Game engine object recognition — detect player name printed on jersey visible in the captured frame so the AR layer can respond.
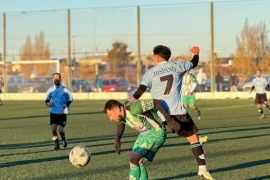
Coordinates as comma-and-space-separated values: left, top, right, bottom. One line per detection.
153, 67, 177, 77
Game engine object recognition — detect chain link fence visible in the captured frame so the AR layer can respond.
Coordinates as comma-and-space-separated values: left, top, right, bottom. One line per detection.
0, 1, 269, 92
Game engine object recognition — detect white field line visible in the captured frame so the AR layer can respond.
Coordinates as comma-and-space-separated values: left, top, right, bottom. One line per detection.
202, 104, 253, 111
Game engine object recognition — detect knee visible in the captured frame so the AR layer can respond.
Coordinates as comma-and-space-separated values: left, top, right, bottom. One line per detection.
129, 156, 139, 166
129, 153, 143, 166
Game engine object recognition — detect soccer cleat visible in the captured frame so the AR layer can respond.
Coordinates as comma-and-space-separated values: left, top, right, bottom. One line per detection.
260, 114, 266, 119
197, 110, 201, 120
53, 145, 60, 150
199, 136, 208, 145
63, 140, 67, 148
53, 139, 60, 150
198, 171, 214, 180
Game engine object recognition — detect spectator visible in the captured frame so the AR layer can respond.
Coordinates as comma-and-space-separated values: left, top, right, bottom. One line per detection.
94, 75, 103, 92
215, 71, 224, 92
196, 68, 207, 92
229, 72, 239, 92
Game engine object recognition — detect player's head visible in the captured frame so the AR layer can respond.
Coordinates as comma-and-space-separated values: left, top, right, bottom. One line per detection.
103, 100, 124, 122
53, 73, 62, 86
153, 45, 171, 62
256, 69, 262, 77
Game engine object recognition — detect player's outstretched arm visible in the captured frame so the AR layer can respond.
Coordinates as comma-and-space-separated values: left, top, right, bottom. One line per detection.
190, 46, 200, 68
114, 124, 125, 154
127, 84, 147, 102
250, 85, 255, 94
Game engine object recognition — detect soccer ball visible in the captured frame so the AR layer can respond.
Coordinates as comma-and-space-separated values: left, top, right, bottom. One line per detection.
69, 145, 91, 168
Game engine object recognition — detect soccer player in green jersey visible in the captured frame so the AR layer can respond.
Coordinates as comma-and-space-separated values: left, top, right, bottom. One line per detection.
182, 70, 201, 120
103, 99, 180, 180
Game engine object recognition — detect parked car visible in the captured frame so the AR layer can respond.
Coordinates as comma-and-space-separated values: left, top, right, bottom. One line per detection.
102, 78, 131, 92
205, 76, 230, 92
0, 75, 28, 93
72, 78, 93, 92
19, 76, 52, 93
242, 74, 269, 91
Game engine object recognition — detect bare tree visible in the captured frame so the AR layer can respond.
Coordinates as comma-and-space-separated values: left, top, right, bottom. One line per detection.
20, 31, 51, 78
233, 19, 270, 77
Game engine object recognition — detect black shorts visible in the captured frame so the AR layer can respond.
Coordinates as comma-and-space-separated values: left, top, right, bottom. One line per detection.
255, 93, 268, 105
50, 113, 67, 127
171, 113, 198, 137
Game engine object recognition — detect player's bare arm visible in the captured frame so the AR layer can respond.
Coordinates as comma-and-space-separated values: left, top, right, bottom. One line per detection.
114, 123, 125, 154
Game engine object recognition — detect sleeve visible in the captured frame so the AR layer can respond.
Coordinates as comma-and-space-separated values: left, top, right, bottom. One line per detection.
190, 55, 199, 68
45, 91, 51, 105
132, 84, 147, 100
115, 122, 125, 141
64, 87, 73, 106
130, 99, 155, 114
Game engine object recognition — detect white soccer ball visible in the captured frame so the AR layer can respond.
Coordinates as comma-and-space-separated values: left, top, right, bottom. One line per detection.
69, 145, 91, 168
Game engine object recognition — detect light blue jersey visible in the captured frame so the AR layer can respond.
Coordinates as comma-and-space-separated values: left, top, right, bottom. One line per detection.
252, 77, 268, 94
141, 61, 193, 115
45, 85, 73, 114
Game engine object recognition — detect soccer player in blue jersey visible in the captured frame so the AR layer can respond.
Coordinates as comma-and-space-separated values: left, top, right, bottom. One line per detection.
45, 73, 73, 150
103, 99, 179, 180
128, 45, 213, 180
249, 69, 270, 119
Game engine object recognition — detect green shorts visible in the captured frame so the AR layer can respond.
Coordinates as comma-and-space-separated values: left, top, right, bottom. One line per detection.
133, 129, 166, 162
182, 94, 196, 107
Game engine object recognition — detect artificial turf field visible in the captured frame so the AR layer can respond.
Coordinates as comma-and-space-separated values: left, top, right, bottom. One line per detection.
0, 99, 269, 180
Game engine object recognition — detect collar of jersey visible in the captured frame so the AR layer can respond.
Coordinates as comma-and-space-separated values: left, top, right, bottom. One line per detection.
157, 61, 167, 65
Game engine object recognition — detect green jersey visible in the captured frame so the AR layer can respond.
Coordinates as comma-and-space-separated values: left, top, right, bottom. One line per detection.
119, 100, 165, 134
182, 73, 197, 96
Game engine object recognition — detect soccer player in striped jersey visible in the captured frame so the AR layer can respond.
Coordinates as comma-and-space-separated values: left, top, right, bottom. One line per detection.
45, 73, 73, 150
182, 70, 201, 120
128, 45, 213, 180
103, 99, 179, 180
249, 69, 270, 119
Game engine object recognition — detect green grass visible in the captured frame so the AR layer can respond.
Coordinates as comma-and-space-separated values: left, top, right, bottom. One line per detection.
0, 99, 270, 180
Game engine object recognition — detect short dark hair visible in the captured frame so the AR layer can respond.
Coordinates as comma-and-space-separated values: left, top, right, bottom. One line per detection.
103, 100, 122, 114
53, 73, 61, 79
153, 45, 171, 61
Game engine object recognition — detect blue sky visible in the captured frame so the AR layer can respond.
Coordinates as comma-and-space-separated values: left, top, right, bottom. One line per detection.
0, 0, 227, 12
0, 0, 269, 61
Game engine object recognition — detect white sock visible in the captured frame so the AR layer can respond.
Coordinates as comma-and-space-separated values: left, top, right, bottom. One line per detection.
199, 165, 207, 172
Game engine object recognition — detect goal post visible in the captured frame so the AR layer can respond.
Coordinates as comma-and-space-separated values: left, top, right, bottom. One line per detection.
0, 60, 60, 93
10, 60, 60, 73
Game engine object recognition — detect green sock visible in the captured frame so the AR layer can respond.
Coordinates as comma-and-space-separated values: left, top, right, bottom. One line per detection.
139, 164, 148, 180
130, 165, 140, 180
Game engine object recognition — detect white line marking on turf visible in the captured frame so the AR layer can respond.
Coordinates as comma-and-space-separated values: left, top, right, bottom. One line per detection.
202, 104, 253, 111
